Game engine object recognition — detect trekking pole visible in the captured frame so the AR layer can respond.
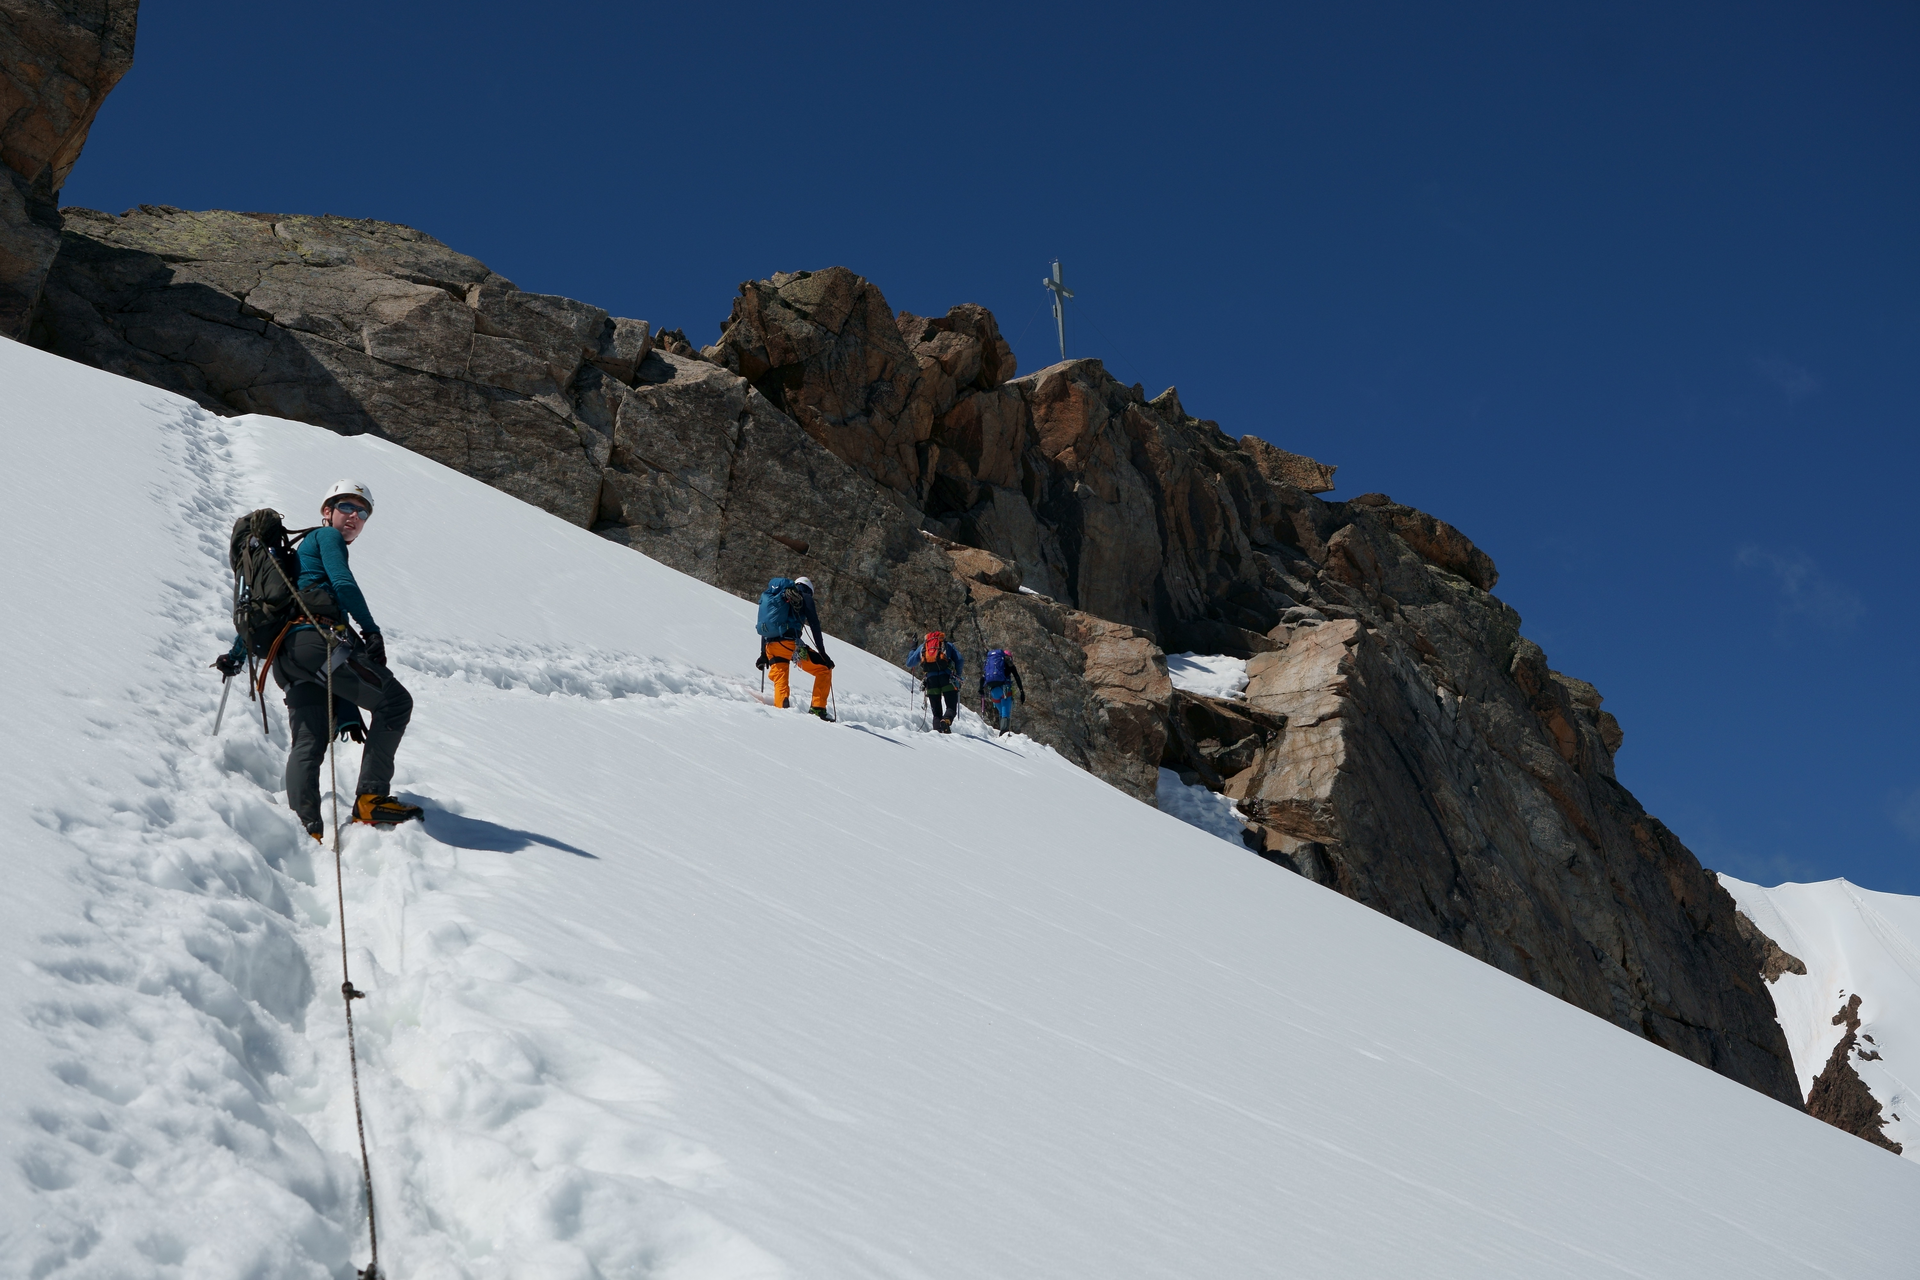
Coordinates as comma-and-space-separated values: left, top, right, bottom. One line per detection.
213, 674, 232, 736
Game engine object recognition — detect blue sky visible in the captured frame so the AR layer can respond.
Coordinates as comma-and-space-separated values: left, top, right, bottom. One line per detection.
63, 1, 1919, 890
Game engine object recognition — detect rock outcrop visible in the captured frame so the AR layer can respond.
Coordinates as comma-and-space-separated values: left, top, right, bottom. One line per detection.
1733, 908, 1808, 984
1807, 995, 1903, 1153
0, 0, 135, 337
708, 270, 1342, 657
1218, 532, 1800, 1105
35, 206, 641, 521
33, 227, 1799, 1105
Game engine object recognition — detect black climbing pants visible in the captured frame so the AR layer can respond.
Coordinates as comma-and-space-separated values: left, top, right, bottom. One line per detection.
926, 687, 958, 723
272, 628, 413, 829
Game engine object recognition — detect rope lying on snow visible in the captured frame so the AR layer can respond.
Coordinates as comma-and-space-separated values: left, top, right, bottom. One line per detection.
262, 538, 384, 1280
328, 646, 383, 1280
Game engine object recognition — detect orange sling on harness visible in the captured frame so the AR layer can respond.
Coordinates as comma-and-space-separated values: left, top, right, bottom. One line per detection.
255, 621, 295, 696
254, 616, 344, 696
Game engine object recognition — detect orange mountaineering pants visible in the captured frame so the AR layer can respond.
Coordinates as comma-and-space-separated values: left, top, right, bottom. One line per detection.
764, 638, 832, 708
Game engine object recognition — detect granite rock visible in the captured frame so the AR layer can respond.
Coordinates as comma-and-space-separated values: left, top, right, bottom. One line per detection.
0, 0, 136, 336
1806, 995, 1903, 1153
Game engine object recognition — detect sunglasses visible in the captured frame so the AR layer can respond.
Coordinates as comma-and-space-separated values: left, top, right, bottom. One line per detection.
330, 501, 371, 519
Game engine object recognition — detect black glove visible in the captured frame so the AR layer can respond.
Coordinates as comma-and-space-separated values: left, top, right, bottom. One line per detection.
755, 650, 770, 671
337, 721, 366, 745
1019, 693, 1026, 703
362, 631, 387, 668
816, 653, 835, 669
212, 653, 244, 678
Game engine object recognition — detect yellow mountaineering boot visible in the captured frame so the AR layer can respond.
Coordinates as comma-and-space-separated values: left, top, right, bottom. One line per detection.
354, 793, 424, 826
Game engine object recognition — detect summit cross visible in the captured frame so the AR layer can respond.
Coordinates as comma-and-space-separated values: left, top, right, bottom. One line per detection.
1043, 259, 1073, 362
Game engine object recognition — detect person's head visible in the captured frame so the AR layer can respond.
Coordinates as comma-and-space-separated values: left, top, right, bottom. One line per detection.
794, 575, 813, 593
320, 479, 375, 543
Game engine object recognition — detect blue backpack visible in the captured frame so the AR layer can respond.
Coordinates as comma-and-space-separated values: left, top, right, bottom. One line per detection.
984, 648, 1010, 683
757, 577, 802, 637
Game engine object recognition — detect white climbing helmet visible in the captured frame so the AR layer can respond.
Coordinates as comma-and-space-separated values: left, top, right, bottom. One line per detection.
321, 479, 374, 513
794, 576, 813, 591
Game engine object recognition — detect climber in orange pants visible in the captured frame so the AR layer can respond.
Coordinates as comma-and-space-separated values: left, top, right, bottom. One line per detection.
762, 636, 833, 711
754, 575, 836, 719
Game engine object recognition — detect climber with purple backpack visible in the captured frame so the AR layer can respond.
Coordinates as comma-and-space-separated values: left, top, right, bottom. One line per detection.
977, 647, 1025, 734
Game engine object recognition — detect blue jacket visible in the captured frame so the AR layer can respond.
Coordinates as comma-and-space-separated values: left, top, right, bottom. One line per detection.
905, 639, 964, 687
227, 525, 380, 659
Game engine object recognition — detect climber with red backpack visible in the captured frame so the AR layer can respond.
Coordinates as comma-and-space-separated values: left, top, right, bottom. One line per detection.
977, 647, 1026, 734
755, 575, 835, 720
906, 631, 965, 733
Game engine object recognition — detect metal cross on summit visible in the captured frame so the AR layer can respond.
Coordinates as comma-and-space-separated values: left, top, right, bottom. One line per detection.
1043, 259, 1073, 362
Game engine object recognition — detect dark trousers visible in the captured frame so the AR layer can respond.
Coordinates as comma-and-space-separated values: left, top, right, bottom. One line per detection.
272, 628, 412, 829
926, 687, 958, 723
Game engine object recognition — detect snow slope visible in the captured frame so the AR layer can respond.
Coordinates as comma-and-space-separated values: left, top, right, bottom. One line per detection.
3, 335, 1916, 1278
1719, 875, 1920, 1160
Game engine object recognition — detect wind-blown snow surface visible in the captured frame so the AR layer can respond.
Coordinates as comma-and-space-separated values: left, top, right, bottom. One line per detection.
1720, 875, 1920, 1160
1156, 768, 1253, 846
1165, 651, 1248, 700
2, 338, 1915, 1279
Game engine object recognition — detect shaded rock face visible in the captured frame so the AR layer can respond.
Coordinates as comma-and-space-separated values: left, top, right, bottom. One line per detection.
36, 206, 647, 522
1733, 909, 1808, 984
0, 0, 136, 337
1209, 495, 1801, 1106
590, 359, 1170, 799
36, 227, 1798, 1102
1807, 995, 1903, 1153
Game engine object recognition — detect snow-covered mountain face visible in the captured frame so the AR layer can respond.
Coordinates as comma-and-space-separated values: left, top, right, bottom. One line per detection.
1719, 875, 1920, 1159
3, 337, 1916, 1278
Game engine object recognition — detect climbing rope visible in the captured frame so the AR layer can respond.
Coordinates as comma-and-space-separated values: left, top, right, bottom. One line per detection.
264, 545, 382, 1280
326, 649, 381, 1280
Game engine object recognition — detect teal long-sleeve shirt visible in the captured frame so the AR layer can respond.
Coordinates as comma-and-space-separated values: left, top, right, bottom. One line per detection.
227, 525, 380, 659
296, 525, 379, 634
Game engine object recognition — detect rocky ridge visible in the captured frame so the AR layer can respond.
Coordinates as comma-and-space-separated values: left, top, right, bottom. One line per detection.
0, 0, 135, 337
1807, 995, 1904, 1153
26, 215, 1801, 1105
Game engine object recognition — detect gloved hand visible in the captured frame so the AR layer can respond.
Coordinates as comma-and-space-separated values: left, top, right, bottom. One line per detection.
362, 631, 387, 668
212, 653, 244, 678
1019, 693, 1026, 703
755, 650, 770, 671
337, 721, 366, 745
816, 653, 834, 669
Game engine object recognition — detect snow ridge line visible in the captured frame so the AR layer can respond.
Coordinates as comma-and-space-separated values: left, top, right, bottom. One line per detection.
389, 633, 1034, 750
393, 639, 757, 705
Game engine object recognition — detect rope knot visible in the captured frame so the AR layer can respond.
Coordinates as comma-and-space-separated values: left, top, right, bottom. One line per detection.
343, 981, 366, 1000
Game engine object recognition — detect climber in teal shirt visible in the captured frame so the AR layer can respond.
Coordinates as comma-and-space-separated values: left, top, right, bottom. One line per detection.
212, 480, 419, 835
